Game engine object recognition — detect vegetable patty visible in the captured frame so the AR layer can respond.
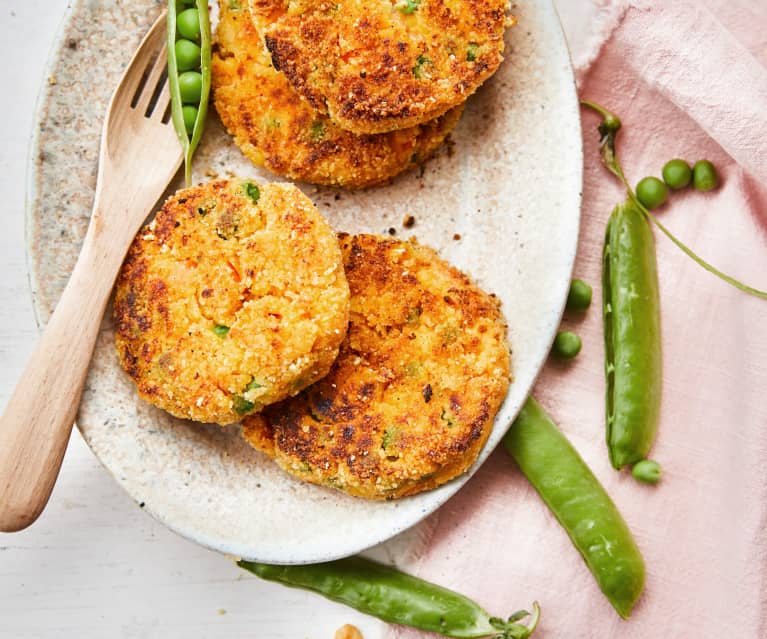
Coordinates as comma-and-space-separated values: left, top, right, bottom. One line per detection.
213, 0, 463, 188
114, 178, 350, 425
248, 0, 511, 134
242, 233, 511, 499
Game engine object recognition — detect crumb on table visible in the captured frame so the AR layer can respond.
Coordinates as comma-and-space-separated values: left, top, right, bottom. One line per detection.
335, 625, 363, 639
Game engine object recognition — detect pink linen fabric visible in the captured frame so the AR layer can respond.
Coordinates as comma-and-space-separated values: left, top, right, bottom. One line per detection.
388, 1, 767, 638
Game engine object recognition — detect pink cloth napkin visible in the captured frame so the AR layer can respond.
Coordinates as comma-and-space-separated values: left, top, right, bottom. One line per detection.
388, 1, 767, 637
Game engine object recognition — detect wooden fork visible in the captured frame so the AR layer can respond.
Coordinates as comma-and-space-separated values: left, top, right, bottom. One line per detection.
0, 11, 183, 532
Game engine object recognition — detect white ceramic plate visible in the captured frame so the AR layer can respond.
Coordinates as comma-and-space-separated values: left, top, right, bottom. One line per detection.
27, 0, 581, 563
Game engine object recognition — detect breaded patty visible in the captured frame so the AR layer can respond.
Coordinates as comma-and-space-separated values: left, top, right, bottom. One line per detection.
242, 233, 511, 499
212, 1, 463, 189
114, 179, 349, 425
248, 0, 511, 135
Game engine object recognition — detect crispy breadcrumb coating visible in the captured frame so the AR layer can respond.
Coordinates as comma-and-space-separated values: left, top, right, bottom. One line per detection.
212, 1, 463, 188
114, 179, 349, 425
249, 0, 511, 134
242, 233, 511, 498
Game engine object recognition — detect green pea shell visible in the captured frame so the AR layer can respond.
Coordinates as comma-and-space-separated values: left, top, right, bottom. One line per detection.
504, 397, 646, 619
603, 200, 662, 469
238, 557, 538, 638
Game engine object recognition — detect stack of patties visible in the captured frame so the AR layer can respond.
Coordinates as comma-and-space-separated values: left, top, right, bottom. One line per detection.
212, 0, 513, 188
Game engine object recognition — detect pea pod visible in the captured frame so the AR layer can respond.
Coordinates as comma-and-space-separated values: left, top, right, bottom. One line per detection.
167, 0, 211, 186
238, 557, 540, 639
504, 397, 645, 618
603, 200, 662, 469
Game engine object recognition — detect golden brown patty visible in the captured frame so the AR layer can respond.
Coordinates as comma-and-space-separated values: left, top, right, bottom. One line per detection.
248, 0, 510, 135
242, 233, 511, 499
114, 179, 349, 425
212, 1, 463, 189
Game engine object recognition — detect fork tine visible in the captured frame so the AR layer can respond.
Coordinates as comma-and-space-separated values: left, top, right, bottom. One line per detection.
134, 45, 168, 116
109, 11, 167, 113
151, 82, 173, 122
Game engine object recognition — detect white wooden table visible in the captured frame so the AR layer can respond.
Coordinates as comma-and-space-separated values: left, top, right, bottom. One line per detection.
0, 2, 592, 636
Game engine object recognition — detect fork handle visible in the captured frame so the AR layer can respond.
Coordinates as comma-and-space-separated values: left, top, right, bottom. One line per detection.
0, 215, 126, 532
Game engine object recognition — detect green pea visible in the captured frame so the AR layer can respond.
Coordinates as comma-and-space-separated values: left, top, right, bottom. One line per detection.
212, 323, 229, 337
396, 0, 421, 14
553, 331, 581, 360
661, 159, 692, 190
413, 55, 432, 79
182, 105, 198, 134
692, 160, 718, 192
177, 8, 201, 41
635, 176, 668, 210
566, 278, 592, 311
175, 39, 202, 71
631, 459, 662, 484
178, 71, 203, 103
244, 182, 260, 204
245, 378, 263, 392
232, 394, 255, 415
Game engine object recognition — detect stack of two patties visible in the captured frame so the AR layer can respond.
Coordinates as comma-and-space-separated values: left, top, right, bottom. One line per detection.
115, 178, 511, 500
212, 0, 512, 188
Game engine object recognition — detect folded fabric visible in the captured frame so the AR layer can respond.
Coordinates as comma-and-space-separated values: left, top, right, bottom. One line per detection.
388, 1, 767, 637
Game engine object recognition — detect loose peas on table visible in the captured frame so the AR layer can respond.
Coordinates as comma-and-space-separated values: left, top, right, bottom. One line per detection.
635, 176, 667, 210
661, 159, 692, 190
566, 278, 592, 312
167, 0, 211, 185
553, 330, 582, 360
632, 459, 662, 484
692, 159, 719, 192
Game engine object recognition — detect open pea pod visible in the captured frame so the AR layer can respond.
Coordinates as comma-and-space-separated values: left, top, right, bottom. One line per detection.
167, 0, 211, 186
603, 200, 662, 469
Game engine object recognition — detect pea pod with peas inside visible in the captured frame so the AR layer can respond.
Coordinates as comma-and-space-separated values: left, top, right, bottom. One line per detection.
504, 397, 646, 618
238, 557, 541, 639
167, 0, 211, 186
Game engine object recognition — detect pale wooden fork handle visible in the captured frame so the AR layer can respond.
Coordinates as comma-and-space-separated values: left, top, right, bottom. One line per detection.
0, 205, 128, 532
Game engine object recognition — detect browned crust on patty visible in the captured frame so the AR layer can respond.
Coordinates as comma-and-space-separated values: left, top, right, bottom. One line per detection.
248, 0, 510, 134
242, 233, 511, 499
212, 1, 463, 189
114, 179, 349, 425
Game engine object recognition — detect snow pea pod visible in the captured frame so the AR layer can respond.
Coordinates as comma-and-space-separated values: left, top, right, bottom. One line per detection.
238, 557, 540, 639
603, 200, 662, 469
504, 397, 645, 619
167, 0, 211, 186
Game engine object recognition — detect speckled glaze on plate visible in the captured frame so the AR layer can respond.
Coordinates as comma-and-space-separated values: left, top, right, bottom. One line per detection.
27, 0, 582, 563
